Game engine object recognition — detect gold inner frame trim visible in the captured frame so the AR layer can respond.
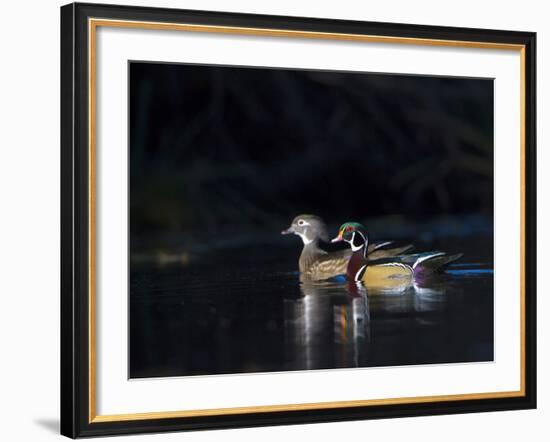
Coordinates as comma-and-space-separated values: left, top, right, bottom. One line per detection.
88, 17, 527, 424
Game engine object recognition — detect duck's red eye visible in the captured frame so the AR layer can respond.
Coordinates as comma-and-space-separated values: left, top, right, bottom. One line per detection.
346, 226, 353, 232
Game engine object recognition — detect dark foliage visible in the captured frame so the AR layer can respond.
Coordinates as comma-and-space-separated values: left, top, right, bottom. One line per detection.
130, 62, 493, 235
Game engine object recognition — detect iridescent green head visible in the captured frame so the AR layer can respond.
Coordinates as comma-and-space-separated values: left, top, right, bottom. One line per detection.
331, 222, 368, 250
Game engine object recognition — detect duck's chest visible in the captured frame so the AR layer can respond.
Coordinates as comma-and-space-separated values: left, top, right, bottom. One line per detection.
346, 251, 367, 280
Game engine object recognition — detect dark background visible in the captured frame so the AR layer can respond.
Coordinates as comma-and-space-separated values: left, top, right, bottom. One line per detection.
129, 62, 493, 247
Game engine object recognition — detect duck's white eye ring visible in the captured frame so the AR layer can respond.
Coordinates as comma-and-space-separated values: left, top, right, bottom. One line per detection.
297, 219, 305, 226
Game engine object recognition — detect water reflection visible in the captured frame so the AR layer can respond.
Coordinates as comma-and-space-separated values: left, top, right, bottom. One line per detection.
130, 255, 494, 378
284, 281, 371, 370
282, 276, 452, 371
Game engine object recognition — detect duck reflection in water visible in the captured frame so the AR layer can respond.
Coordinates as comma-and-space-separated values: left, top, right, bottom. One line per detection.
283, 275, 451, 371
284, 281, 371, 370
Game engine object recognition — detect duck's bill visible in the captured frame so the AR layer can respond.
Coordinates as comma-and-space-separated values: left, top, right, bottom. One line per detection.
281, 227, 295, 235
331, 235, 343, 243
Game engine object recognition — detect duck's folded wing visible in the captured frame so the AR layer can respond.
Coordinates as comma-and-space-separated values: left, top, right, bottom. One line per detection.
367, 252, 437, 266
367, 240, 393, 252
412, 252, 463, 273
368, 244, 414, 259
368, 251, 462, 274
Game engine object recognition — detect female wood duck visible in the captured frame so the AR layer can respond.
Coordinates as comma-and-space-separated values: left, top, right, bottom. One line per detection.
281, 215, 413, 281
331, 222, 462, 285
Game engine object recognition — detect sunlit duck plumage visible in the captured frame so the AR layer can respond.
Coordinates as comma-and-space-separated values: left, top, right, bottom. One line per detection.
331, 222, 462, 285
281, 215, 413, 281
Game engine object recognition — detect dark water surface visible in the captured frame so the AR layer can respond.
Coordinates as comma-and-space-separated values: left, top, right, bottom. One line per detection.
129, 237, 493, 378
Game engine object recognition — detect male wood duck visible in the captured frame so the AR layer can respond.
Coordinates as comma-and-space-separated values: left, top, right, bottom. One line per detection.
281, 215, 413, 281
331, 222, 462, 285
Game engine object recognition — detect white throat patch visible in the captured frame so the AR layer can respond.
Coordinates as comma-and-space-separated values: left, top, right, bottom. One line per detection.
296, 226, 313, 245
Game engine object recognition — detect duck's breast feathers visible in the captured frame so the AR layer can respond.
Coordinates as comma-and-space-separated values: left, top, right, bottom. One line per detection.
300, 247, 351, 280
298, 245, 326, 273
311, 255, 349, 278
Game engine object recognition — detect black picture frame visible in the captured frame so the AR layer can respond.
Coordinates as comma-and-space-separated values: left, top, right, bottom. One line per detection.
61, 2, 537, 438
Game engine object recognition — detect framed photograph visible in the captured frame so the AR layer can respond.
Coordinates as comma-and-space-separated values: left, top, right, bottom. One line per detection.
60, 2, 536, 438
